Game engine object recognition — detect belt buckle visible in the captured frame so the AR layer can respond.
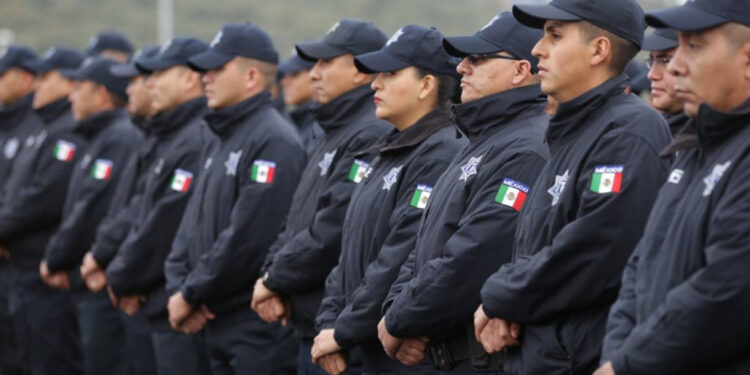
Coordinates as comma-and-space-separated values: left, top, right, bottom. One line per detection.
429, 342, 454, 370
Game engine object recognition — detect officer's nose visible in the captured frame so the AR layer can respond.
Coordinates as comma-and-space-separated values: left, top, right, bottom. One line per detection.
309, 62, 322, 81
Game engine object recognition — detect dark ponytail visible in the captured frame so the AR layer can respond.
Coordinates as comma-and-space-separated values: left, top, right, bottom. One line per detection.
416, 68, 461, 109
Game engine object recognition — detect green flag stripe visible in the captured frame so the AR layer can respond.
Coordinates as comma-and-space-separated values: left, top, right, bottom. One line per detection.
590, 173, 602, 192
410, 190, 422, 207
495, 185, 509, 203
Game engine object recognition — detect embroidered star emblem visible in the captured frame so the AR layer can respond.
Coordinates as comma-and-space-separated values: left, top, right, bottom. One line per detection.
318, 150, 337, 176
459, 155, 483, 182
547, 170, 570, 206
382, 166, 402, 191
225, 150, 242, 176
703, 161, 731, 197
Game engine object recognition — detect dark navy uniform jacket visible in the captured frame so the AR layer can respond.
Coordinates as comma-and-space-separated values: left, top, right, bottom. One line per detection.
315, 109, 467, 371
164, 92, 306, 314
107, 97, 208, 324
0, 99, 85, 273
289, 101, 324, 156
0, 94, 44, 203
44, 109, 143, 284
480, 75, 672, 375
89, 116, 152, 268
262, 85, 391, 339
383, 85, 549, 342
664, 111, 689, 138
603, 100, 750, 375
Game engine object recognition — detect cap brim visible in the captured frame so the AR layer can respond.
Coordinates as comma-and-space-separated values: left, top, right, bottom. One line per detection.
295, 41, 347, 62
187, 50, 233, 72
641, 33, 678, 52
26, 60, 53, 74
135, 58, 179, 73
58, 68, 82, 80
512, 4, 582, 29
110, 63, 140, 78
645, 6, 727, 32
279, 59, 313, 75
443, 35, 503, 57
354, 51, 410, 74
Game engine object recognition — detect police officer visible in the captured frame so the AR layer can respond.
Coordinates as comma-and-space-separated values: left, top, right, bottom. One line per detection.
279, 49, 323, 155
475, 1, 672, 374
641, 28, 687, 137
85, 30, 134, 63
164, 23, 306, 374
378, 13, 549, 374
598, 1, 750, 374
0, 45, 42, 375
624, 60, 649, 96
251, 18, 390, 375
311, 25, 466, 375
106, 36, 212, 375
0, 46, 85, 375
75, 45, 161, 375
40, 56, 143, 375
80, 45, 159, 294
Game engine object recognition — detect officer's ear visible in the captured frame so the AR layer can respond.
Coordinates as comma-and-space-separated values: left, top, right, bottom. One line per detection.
511, 60, 533, 86
588, 35, 612, 69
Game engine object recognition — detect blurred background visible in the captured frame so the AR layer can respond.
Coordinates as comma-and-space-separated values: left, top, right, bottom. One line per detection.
0, 0, 685, 58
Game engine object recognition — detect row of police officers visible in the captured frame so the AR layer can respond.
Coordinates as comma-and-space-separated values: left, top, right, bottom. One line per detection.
0, 0, 749, 374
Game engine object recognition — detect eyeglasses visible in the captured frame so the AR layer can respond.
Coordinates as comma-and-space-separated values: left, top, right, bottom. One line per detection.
465, 53, 520, 65
646, 55, 672, 70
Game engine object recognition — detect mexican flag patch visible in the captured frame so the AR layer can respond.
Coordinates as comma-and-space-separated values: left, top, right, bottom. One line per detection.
410, 184, 433, 209
170, 169, 193, 193
251, 160, 276, 184
53, 140, 76, 162
590, 165, 623, 193
348, 159, 370, 183
495, 178, 529, 211
91, 159, 113, 180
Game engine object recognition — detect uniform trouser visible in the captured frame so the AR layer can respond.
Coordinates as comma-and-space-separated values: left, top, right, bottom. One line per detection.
8, 271, 82, 375
438, 361, 505, 375
73, 291, 131, 375
272, 323, 299, 375
0, 263, 26, 375
298, 338, 363, 375
119, 311, 157, 375
150, 326, 211, 375
203, 309, 278, 375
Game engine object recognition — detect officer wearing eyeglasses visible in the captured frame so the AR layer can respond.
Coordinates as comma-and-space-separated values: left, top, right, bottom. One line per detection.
643, 28, 686, 137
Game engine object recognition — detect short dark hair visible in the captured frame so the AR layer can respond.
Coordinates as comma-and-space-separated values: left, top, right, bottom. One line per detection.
415, 68, 461, 108
578, 21, 640, 75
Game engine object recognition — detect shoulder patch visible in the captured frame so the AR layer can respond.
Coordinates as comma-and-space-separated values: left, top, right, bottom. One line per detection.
251, 160, 276, 184
590, 165, 624, 194
410, 184, 433, 209
495, 178, 530, 211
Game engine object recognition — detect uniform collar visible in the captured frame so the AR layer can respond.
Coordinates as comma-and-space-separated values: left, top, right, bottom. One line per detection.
204, 91, 270, 138
663, 111, 689, 137
546, 73, 628, 146
149, 96, 207, 137
0, 94, 34, 131
290, 101, 316, 127
313, 84, 374, 132
452, 84, 546, 144
33, 98, 70, 124
75, 108, 127, 138
694, 98, 750, 150
365, 109, 454, 154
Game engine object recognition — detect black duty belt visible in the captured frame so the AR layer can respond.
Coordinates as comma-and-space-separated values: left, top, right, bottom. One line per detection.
428, 325, 505, 372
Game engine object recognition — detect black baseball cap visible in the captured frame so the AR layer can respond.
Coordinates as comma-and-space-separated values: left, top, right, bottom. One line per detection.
443, 11, 543, 71
355, 25, 458, 76
279, 47, 315, 75
296, 19, 387, 61
646, 0, 750, 32
137, 37, 209, 73
28, 46, 85, 74
0, 45, 39, 74
86, 30, 134, 56
642, 28, 678, 52
110, 45, 161, 78
188, 23, 279, 72
513, 0, 646, 48
60, 56, 129, 98
625, 60, 650, 95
